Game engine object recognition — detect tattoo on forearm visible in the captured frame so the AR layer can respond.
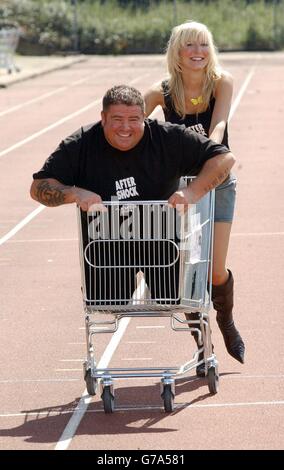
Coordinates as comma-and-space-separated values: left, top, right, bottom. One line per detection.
204, 168, 230, 193
35, 181, 66, 206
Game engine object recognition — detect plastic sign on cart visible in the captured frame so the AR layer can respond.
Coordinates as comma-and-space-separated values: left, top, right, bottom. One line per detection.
189, 211, 202, 264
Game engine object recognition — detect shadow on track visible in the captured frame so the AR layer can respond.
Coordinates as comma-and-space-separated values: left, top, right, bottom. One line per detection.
0, 372, 239, 445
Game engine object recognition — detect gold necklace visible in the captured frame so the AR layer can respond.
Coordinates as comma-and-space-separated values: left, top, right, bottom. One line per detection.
190, 95, 203, 106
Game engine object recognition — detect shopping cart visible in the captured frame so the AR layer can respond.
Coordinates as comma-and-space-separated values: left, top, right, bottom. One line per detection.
77, 188, 218, 413
0, 26, 21, 74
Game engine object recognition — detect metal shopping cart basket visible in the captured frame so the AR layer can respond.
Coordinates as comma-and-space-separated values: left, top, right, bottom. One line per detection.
77, 188, 218, 413
0, 25, 21, 74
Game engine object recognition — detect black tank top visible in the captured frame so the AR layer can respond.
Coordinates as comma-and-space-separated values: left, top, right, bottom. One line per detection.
161, 80, 229, 148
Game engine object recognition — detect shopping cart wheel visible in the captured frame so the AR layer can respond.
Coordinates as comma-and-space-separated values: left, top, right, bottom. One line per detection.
207, 366, 219, 395
101, 386, 115, 413
161, 384, 175, 413
85, 369, 97, 396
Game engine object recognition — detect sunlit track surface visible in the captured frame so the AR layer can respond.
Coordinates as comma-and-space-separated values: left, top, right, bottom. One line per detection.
0, 53, 283, 450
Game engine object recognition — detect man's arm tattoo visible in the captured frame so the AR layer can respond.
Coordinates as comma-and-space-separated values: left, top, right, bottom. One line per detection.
204, 168, 230, 193
35, 180, 66, 206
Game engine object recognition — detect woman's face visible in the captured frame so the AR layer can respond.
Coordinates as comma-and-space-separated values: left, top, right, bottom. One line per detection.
179, 37, 210, 72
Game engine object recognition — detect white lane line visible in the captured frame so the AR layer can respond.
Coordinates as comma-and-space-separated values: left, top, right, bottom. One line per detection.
121, 357, 152, 361
0, 68, 113, 118
129, 74, 149, 85
0, 86, 68, 117
0, 205, 45, 246
0, 73, 150, 159
229, 66, 255, 121
180, 400, 284, 410
232, 232, 284, 237
7, 238, 78, 243
0, 67, 252, 245
0, 98, 101, 159
125, 341, 156, 344
60, 359, 84, 362
1, 400, 283, 418
68, 342, 85, 345
55, 277, 148, 450
0, 73, 151, 247
0, 378, 79, 383
54, 316, 130, 450
222, 374, 284, 379
6, 231, 284, 244
136, 325, 165, 329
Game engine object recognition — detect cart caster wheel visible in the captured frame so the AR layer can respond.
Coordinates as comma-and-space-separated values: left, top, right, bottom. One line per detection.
101, 386, 115, 413
85, 369, 97, 396
207, 366, 219, 395
161, 384, 175, 413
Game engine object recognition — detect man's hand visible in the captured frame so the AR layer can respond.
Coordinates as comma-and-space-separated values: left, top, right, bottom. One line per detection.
168, 151, 236, 214
73, 187, 107, 212
30, 178, 106, 212
168, 187, 192, 215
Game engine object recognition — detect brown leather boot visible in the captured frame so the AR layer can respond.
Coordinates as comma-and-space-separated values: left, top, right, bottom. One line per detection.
212, 270, 245, 364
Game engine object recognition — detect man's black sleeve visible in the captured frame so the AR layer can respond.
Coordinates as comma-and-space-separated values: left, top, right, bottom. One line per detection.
32, 129, 82, 186
179, 128, 230, 176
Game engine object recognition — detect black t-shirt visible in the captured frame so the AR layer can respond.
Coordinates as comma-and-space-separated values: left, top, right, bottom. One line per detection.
33, 119, 229, 201
161, 80, 229, 148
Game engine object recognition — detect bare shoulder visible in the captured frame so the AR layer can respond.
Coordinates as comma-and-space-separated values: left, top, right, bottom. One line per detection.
144, 81, 164, 102
215, 70, 233, 96
220, 70, 233, 86
144, 81, 165, 114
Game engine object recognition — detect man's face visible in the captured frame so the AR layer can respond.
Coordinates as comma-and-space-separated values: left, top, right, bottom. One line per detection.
101, 104, 145, 151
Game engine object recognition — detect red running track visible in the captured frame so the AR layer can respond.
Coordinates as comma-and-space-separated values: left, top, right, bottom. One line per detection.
0, 52, 283, 450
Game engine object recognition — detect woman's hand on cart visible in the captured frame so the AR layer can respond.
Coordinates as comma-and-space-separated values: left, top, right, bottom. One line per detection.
74, 187, 107, 212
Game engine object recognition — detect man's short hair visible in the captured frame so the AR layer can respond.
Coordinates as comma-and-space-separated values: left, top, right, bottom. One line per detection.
102, 85, 145, 113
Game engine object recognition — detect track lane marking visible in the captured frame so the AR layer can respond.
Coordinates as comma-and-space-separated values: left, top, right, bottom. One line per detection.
0, 98, 102, 159
228, 67, 255, 122
1, 400, 283, 419
52, 66, 256, 450
0, 65, 124, 118
54, 317, 130, 450
55, 276, 149, 450
0, 73, 150, 159
4, 231, 284, 245
0, 73, 153, 247
0, 67, 257, 449
0, 206, 45, 246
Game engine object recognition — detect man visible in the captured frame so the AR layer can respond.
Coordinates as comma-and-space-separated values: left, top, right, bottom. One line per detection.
30, 84, 235, 211
30, 84, 235, 305
31, 84, 235, 377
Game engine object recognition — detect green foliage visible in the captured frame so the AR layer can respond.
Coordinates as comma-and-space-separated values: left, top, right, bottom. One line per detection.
1, 0, 283, 55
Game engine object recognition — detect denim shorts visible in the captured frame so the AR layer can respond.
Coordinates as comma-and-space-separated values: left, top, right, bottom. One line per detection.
214, 174, 237, 223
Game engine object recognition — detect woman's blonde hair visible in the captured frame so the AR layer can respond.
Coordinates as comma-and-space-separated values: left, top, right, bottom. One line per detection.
166, 21, 222, 117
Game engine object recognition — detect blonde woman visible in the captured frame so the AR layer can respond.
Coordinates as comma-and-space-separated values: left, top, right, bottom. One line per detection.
144, 21, 245, 376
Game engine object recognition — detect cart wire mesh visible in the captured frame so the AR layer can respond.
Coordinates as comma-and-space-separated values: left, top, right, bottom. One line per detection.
77, 193, 214, 314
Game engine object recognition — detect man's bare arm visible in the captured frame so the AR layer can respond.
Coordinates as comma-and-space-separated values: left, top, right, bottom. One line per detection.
168, 151, 235, 210
30, 178, 76, 206
30, 178, 105, 211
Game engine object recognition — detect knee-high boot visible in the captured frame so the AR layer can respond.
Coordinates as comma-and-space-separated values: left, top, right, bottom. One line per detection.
212, 270, 245, 364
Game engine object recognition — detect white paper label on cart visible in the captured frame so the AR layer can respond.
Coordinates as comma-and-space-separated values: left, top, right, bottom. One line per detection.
189, 212, 202, 264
